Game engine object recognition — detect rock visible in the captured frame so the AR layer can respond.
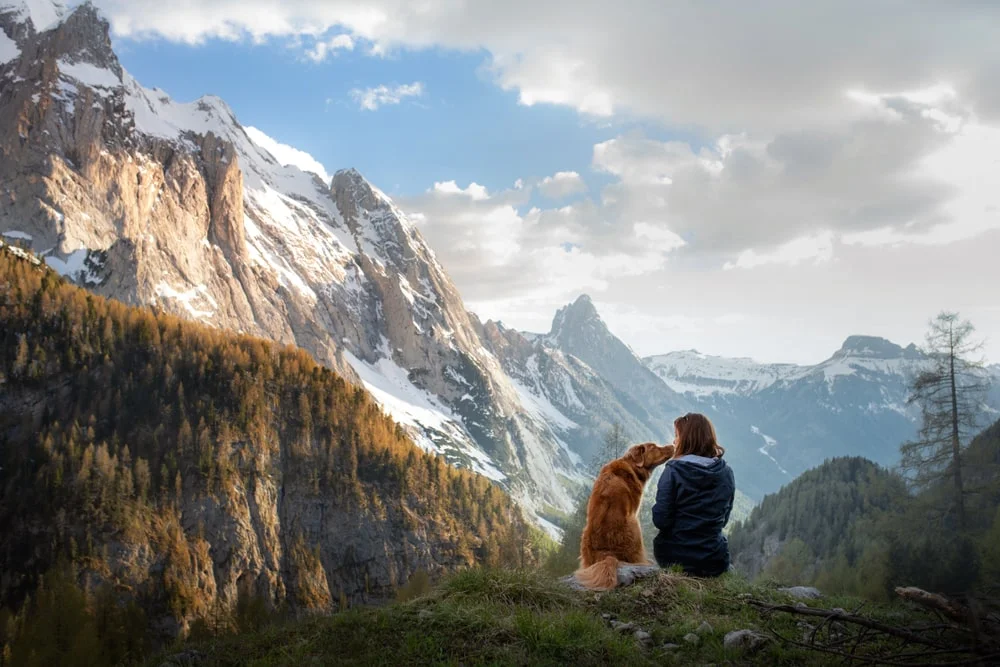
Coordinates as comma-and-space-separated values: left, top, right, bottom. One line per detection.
695, 620, 713, 635
634, 629, 652, 645
662, 643, 681, 651
779, 586, 822, 600
617, 564, 662, 587
610, 621, 635, 633
683, 633, 700, 645
601, 613, 612, 620
723, 629, 769, 652
794, 601, 807, 608
560, 564, 662, 591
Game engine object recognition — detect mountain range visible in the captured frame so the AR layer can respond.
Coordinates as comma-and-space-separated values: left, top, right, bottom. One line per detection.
3, 0, 998, 521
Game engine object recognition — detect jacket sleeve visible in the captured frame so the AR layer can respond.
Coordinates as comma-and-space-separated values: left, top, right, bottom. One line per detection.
651, 466, 676, 531
721, 468, 736, 526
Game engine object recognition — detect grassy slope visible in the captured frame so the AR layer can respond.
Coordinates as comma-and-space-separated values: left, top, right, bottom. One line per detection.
151, 569, 941, 666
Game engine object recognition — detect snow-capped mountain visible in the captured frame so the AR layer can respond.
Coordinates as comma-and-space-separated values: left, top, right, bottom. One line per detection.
518, 295, 692, 448
480, 297, 690, 466
646, 336, 1000, 498
0, 0, 586, 525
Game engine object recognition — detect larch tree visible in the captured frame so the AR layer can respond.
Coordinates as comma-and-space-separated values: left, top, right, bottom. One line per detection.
901, 312, 991, 531
588, 421, 631, 475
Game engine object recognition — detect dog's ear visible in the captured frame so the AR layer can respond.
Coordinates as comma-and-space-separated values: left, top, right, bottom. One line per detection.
625, 442, 650, 468
624, 444, 646, 466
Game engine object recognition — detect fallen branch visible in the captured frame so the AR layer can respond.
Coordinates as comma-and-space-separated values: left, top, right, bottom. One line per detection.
746, 599, 951, 650
768, 627, 999, 666
895, 587, 968, 623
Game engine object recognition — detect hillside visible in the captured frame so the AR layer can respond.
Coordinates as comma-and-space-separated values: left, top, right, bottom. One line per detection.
0, 248, 541, 651
137, 569, 995, 666
728, 458, 908, 585
729, 426, 1000, 598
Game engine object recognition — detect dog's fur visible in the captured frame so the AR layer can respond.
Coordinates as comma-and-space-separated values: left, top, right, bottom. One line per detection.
575, 442, 675, 590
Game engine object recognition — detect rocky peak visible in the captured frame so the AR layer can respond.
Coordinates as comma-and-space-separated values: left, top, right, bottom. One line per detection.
834, 335, 923, 360
331, 168, 384, 212
549, 294, 606, 347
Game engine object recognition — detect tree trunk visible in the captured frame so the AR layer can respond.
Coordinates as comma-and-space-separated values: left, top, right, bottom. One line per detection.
948, 324, 966, 531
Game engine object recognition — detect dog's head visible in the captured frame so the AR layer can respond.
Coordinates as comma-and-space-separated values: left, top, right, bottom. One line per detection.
623, 442, 675, 475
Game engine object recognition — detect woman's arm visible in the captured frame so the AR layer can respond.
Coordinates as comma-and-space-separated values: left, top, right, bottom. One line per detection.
651, 466, 676, 531
721, 468, 736, 526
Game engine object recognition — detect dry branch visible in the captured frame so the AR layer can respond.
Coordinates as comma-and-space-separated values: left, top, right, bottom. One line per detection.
895, 587, 968, 623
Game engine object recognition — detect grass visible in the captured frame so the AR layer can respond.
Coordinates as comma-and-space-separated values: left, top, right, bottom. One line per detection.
149, 568, 944, 666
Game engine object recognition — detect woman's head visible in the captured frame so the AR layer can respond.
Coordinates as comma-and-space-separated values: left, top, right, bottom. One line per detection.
673, 413, 725, 459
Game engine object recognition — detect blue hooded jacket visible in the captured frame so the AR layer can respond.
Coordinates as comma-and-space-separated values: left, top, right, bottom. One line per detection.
651, 454, 735, 576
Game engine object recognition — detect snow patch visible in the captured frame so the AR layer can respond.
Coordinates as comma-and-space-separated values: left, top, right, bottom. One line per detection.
342, 346, 506, 482
0, 26, 19, 65
3, 0, 65, 33
57, 60, 120, 89
2, 230, 32, 241
750, 425, 788, 476
153, 282, 216, 320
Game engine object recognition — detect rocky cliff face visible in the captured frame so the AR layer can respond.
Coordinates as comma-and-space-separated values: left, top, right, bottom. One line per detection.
0, 0, 582, 520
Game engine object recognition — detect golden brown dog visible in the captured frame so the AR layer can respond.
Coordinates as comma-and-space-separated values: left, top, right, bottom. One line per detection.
575, 442, 674, 590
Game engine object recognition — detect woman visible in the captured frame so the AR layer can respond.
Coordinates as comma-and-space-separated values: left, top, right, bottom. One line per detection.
651, 413, 735, 577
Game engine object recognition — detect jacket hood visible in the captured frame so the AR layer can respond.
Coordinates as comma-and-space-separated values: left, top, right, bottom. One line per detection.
668, 456, 730, 489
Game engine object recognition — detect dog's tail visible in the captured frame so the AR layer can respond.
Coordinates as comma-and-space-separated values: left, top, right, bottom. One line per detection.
574, 555, 619, 590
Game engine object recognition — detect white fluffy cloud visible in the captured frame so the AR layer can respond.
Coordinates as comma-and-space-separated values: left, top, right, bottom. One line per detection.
244, 125, 330, 182
349, 82, 424, 111
305, 33, 354, 62
537, 171, 586, 199
93, 1, 1000, 131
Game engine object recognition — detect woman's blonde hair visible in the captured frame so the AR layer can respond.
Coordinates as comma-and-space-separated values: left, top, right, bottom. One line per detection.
673, 413, 725, 459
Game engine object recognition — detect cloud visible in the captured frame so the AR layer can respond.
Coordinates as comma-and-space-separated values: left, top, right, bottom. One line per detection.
92, 1, 1000, 132
723, 232, 835, 270
349, 81, 424, 111
589, 86, 990, 259
431, 180, 490, 200
537, 171, 586, 199
397, 178, 679, 311
244, 125, 331, 182
305, 33, 354, 62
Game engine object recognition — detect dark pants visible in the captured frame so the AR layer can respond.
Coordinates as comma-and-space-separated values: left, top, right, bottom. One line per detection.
654, 538, 730, 577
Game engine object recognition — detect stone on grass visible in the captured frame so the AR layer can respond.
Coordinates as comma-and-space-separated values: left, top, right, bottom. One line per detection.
634, 629, 652, 645
723, 629, 769, 652
662, 643, 681, 651
683, 633, 700, 645
695, 621, 713, 635
778, 586, 822, 600
559, 564, 661, 591
610, 620, 635, 633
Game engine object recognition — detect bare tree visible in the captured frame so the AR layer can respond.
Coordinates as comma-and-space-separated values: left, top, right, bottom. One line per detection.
901, 312, 991, 531
588, 421, 630, 475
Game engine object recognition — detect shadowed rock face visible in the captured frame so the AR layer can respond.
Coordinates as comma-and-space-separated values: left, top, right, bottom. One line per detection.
0, 1, 585, 518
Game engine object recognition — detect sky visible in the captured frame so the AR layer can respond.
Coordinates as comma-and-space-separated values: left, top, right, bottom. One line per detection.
82, 0, 1000, 364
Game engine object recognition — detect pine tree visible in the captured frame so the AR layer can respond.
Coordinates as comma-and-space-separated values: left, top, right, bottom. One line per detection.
901, 312, 991, 531
588, 421, 630, 474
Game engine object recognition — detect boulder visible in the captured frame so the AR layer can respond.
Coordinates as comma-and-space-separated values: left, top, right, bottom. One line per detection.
778, 586, 822, 600
723, 629, 769, 652
560, 564, 662, 591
